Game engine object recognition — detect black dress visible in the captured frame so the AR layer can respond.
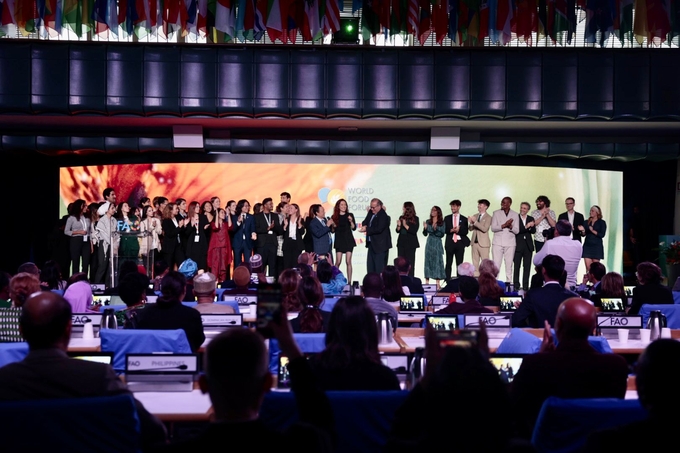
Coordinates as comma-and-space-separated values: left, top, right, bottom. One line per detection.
333, 212, 356, 253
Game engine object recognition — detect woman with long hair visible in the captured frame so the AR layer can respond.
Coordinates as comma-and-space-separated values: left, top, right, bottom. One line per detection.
289, 276, 330, 333
629, 262, 674, 314
279, 268, 302, 312
64, 199, 91, 278
282, 203, 306, 270
381, 265, 405, 302
579, 205, 607, 270
161, 202, 187, 270
590, 271, 626, 308
303, 205, 315, 253
309, 296, 400, 390
87, 202, 101, 279
207, 208, 234, 282
478, 271, 503, 306
185, 201, 209, 271
41, 260, 67, 290
139, 205, 162, 277
331, 199, 356, 283
422, 206, 446, 289
115, 202, 140, 269
395, 201, 420, 277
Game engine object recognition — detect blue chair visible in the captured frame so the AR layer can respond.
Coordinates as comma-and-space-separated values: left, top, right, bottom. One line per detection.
531, 397, 647, 453
268, 333, 326, 374
51, 289, 65, 296
320, 297, 340, 313
260, 391, 409, 453
181, 301, 239, 313
0, 342, 28, 367
100, 329, 191, 372
496, 328, 542, 354
0, 394, 142, 452
639, 304, 680, 329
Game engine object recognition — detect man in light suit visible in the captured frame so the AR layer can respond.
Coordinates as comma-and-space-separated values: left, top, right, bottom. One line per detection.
513, 202, 536, 291
491, 197, 520, 283
469, 199, 492, 277
232, 199, 256, 267
309, 204, 335, 261
444, 199, 470, 279
361, 198, 392, 274
558, 197, 586, 242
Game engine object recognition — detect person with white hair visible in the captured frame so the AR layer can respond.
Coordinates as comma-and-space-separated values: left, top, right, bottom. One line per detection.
438, 262, 476, 293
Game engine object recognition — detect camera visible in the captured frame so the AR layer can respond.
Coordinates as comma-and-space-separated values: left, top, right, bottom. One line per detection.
542, 227, 555, 240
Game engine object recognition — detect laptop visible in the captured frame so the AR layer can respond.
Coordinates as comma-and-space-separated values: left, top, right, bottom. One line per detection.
425, 314, 460, 331
92, 295, 112, 306
400, 295, 429, 314
68, 351, 114, 366
623, 286, 635, 297
499, 296, 522, 312
489, 354, 525, 384
600, 298, 626, 313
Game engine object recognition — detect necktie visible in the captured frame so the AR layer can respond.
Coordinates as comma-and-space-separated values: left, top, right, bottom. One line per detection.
322, 218, 327, 226
453, 214, 458, 243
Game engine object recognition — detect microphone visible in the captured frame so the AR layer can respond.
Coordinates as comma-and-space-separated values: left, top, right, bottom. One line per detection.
130, 364, 189, 371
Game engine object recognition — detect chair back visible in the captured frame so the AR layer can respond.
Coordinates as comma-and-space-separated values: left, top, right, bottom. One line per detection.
0, 342, 28, 367
268, 333, 326, 374
0, 394, 141, 453
639, 304, 680, 329
100, 329, 191, 371
531, 397, 647, 453
496, 328, 541, 354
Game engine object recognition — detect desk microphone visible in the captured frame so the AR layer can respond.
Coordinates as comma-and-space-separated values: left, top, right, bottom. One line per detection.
131, 365, 189, 371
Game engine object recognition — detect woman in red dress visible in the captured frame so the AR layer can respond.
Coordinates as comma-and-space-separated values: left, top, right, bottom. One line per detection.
207, 208, 233, 282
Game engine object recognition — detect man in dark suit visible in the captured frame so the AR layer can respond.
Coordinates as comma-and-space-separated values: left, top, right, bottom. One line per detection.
309, 204, 335, 259
512, 254, 578, 328
394, 256, 424, 294
444, 199, 470, 280
254, 197, 283, 277
513, 201, 536, 291
0, 291, 167, 451
510, 297, 629, 438
361, 198, 392, 273
232, 199, 256, 267
558, 197, 585, 242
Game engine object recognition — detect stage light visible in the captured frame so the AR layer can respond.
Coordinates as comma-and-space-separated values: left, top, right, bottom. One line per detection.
333, 18, 359, 44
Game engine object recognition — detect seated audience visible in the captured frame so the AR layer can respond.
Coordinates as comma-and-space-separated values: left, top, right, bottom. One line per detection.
290, 276, 330, 333
0, 273, 42, 342
117, 271, 149, 328
479, 258, 507, 291
178, 259, 198, 302
590, 271, 626, 308
381, 265, 405, 302
162, 317, 334, 452
576, 262, 606, 297
279, 269, 302, 313
510, 297, 629, 438
0, 271, 10, 308
193, 272, 234, 314
40, 260, 67, 290
512, 255, 578, 328
628, 261, 674, 314
17, 262, 49, 291
308, 296, 400, 391
0, 291, 167, 451
135, 271, 205, 352
104, 260, 141, 295
361, 272, 398, 330
435, 276, 493, 314
221, 265, 257, 295
152, 260, 170, 291
438, 262, 475, 294
478, 271, 504, 306
394, 257, 424, 295
63, 279, 97, 313
317, 260, 347, 295
586, 339, 680, 451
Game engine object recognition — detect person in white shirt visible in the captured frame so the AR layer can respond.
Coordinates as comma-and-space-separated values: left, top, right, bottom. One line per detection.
533, 220, 583, 289
531, 195, 557, 253
491, 197, 520, 283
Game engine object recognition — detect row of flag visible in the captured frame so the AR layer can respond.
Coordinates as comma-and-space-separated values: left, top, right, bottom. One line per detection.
1, 0, 679, 45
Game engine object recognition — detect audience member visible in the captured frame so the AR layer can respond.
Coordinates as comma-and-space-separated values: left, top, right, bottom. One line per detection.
361, 272, 398, 330
117, 271, 149, 328
438, 262, 475, 293
279, 268, 302, 312
162, 315, 334, 452
435, 276, 493, 314
590, 271, 626, 308
478, 271, 504, 306
290, 276, 330, 333
629, 261, 674, 314
0, 271, 10, 308
511, 297, 629, 438
178, 259, 198, 302
135, 271, 205, 352
381, 265, 405, 302
317, 260, 347, 295
221, 265, 257, 294
0, 291, 167, 451
152, 260, 170, 291
394, 257, 424, 295
0, 273, 42, 342
533, 219, 583, 288
308, 296, 400, 391
512, 255, 578, 328
63, 279, 97, 313
17, 262, 48, 291
40, 260, 67, 290
193, 272, 234, 314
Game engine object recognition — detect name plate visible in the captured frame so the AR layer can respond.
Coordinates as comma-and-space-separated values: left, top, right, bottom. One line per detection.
71, 313, 103, 326
464, 314, 512, 328
200, 314, 243, 326
431, 296, 449, 306
224, 294, 257, 305
597, 315, 643, 328
126, 354, 198, 373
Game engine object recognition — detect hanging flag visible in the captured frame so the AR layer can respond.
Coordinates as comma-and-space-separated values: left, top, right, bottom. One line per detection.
266, 0, 282, 41
487, 0, 498, 42
646, 0, 671, 44
215, 0, 235, 37
1, 0, 16, 27
433, 0, 448, 44
362, 0, 380, 40
407, 0, 419, 35
514, 0, 536, 43
253, 0, 266, 39
670, 0, 680, 41
537, 0, 546, 40
391, 0, 407, 35
585, 0, 613, 45
616, 0, 633, 43
478, 0, 488, 41
322, 0, 338, 34
301, 0, 319, 39
495, 0, 513, 44
417, 0, 431, 43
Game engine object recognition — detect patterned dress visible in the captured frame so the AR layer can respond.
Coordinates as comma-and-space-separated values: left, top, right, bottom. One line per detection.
207, 220, 233, 282
423, 222, 446, 280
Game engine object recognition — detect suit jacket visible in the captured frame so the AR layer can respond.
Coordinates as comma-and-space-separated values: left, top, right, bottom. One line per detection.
309, 217, 333, 255
444, 214, 470, 248
400, 274, 425, 295
558, 211, 586, 241
628, 283, 675, 314
161, 218, 184, 256
396, 216, 420, 250
470, 212, 492, 248
254, 211, 283, 248
511, 282, 578, 328
363, 209, 392, 254
0, 348, 167, 450
515, 215, 536, 253
491, 209, 520, 246
510, 339, 629, 438
231, 213, 255, 251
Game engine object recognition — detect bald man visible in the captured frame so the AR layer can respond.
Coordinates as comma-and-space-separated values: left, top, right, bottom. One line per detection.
0, 292, 167, 450
510, 297, 629, 439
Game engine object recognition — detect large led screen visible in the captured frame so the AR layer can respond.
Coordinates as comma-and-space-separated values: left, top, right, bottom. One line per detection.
60, 163, 623, 281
